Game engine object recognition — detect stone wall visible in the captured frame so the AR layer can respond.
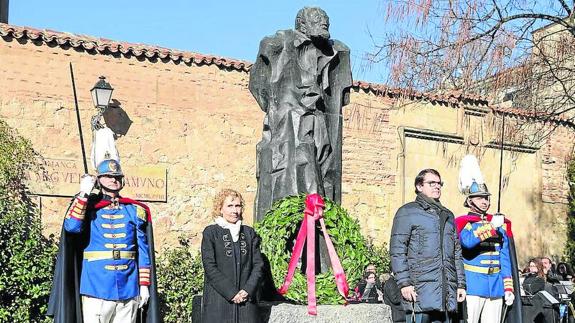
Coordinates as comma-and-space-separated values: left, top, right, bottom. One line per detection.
1, 24, 574, 263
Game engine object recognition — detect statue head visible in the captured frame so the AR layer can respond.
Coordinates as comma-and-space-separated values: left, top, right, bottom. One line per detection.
295, 7, 330, 41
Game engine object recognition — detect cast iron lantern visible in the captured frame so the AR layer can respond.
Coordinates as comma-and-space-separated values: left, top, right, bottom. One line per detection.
90, 76, 114, 108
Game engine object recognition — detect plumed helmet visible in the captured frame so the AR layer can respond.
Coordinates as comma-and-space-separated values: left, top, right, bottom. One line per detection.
467, 181, 490, 197
458, 154, 490, 207
96, 159, 124, 177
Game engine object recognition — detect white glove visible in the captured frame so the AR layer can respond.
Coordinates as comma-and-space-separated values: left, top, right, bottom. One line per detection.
79, 174, 96, 196
491, 213, 505, 228
505, 291, 515, 306
139, 285, 150, 308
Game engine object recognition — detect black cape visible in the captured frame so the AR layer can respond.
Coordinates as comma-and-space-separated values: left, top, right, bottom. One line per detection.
47, 195, 161, 323
506, 235, 523, 323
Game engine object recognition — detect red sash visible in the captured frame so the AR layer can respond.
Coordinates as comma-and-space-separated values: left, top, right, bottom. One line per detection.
277, 194, 349, 315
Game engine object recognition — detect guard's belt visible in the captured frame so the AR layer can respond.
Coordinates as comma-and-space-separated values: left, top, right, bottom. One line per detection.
464, 263, 500, 274
84, 250, 136, 261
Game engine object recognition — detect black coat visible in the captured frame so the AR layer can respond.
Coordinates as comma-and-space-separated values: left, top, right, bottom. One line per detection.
384, 277, 407, 323
201, 224, 264, 323
390, 194, 466, 313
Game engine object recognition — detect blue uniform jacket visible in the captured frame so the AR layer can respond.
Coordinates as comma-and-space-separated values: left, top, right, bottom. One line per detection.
455, 213, 514, 298
64, 195, 151, 301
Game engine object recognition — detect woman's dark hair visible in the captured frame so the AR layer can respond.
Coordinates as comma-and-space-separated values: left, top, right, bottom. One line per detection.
414, 169, 441, 194
528, 258, 546, 280
557, 262, 574, 279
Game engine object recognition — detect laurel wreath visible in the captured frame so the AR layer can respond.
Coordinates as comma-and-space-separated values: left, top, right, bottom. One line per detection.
255, 194, 387, 304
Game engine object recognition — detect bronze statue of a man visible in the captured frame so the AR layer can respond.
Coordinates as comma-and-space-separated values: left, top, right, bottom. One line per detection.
250, 7, 352, 221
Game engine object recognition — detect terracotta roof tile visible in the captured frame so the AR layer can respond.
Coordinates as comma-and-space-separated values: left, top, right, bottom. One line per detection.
353, 81, 575, 128
491, 106, 574, 126
0, 23, 251, 72
1, 23, 573, 128
353, 81, 489, 105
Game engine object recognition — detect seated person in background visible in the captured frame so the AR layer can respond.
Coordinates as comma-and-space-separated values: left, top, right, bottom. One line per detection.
523, 258, 562, 322
523, 258, 546, 295
354, 264, 383, 297
556, 262, 574, 282
542, 256, 561, 284
358, 272, 384, 303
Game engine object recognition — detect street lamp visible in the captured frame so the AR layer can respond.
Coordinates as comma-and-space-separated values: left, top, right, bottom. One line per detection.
90, 76, 114, 108
90, 76, 113, 130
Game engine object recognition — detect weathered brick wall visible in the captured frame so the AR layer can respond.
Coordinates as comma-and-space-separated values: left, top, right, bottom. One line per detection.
341, 91, 397, 243
1, 26, 574, 262
0, 33, 260, 249
542, 127, 575, 204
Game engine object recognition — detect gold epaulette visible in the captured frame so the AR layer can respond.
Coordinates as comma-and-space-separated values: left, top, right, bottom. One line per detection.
473, 223, 496, 241
136, 205, 147, 222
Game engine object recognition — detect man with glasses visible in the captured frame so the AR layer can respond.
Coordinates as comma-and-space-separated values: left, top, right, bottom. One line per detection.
48, 159, 160, 323
390, 169, 466, 322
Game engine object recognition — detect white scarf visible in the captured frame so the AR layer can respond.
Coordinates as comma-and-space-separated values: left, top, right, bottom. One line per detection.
215, 216, 242, 242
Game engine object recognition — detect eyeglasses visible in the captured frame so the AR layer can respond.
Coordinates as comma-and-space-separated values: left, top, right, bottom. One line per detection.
423, 181, 444, 188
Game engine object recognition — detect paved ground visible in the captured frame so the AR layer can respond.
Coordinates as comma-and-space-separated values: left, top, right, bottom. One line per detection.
261, 302, 392, 323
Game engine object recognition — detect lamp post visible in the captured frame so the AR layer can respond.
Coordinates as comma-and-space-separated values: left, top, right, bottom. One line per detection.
90, 76, 113, 130
90, 76, 114, 108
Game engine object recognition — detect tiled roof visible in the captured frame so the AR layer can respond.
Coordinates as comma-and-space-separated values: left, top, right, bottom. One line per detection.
353, 81, 489, 105
354, 81, 575, 128
492, 106, 574, 126
0, 23, 251, 72
1, 23, 573, 128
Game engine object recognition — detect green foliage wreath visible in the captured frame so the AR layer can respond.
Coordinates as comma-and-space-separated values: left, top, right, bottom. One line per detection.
255, 194, 389, 305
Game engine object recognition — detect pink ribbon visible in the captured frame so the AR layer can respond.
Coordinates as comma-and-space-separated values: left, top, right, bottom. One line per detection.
277, 193, 349, 315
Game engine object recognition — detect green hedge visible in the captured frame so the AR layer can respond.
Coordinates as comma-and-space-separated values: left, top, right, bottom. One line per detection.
0, 120, 57, 323
255, 194, 390, 304
157, 237, 204, 322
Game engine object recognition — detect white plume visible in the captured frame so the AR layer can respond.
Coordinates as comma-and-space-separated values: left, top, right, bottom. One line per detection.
90, 126, 120, 170
458, 154, 485, 194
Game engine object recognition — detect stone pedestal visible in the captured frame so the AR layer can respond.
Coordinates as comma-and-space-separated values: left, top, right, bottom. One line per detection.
259, 302, 393, 323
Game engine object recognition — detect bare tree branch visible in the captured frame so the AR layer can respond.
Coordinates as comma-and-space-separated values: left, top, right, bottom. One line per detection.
369, 0, 575, 137
556, 0, 572, 17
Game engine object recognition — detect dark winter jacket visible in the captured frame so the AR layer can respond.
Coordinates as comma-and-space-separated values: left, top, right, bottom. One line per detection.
389, 194, 466, 313
201, 224, 264, 323
383, 276, 407, 323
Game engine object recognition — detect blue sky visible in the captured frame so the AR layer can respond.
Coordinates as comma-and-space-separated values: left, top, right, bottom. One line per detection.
9, 0, 395, 83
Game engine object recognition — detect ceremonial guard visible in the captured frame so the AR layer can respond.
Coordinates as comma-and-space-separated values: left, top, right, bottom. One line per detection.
48, 127, 160, 323
454, 155, 517, 323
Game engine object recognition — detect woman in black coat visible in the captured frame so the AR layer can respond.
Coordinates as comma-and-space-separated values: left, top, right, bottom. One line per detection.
201, 189, 264, 323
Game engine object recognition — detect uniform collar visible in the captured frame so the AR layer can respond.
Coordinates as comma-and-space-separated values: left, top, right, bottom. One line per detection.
467, 211, 487, 220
